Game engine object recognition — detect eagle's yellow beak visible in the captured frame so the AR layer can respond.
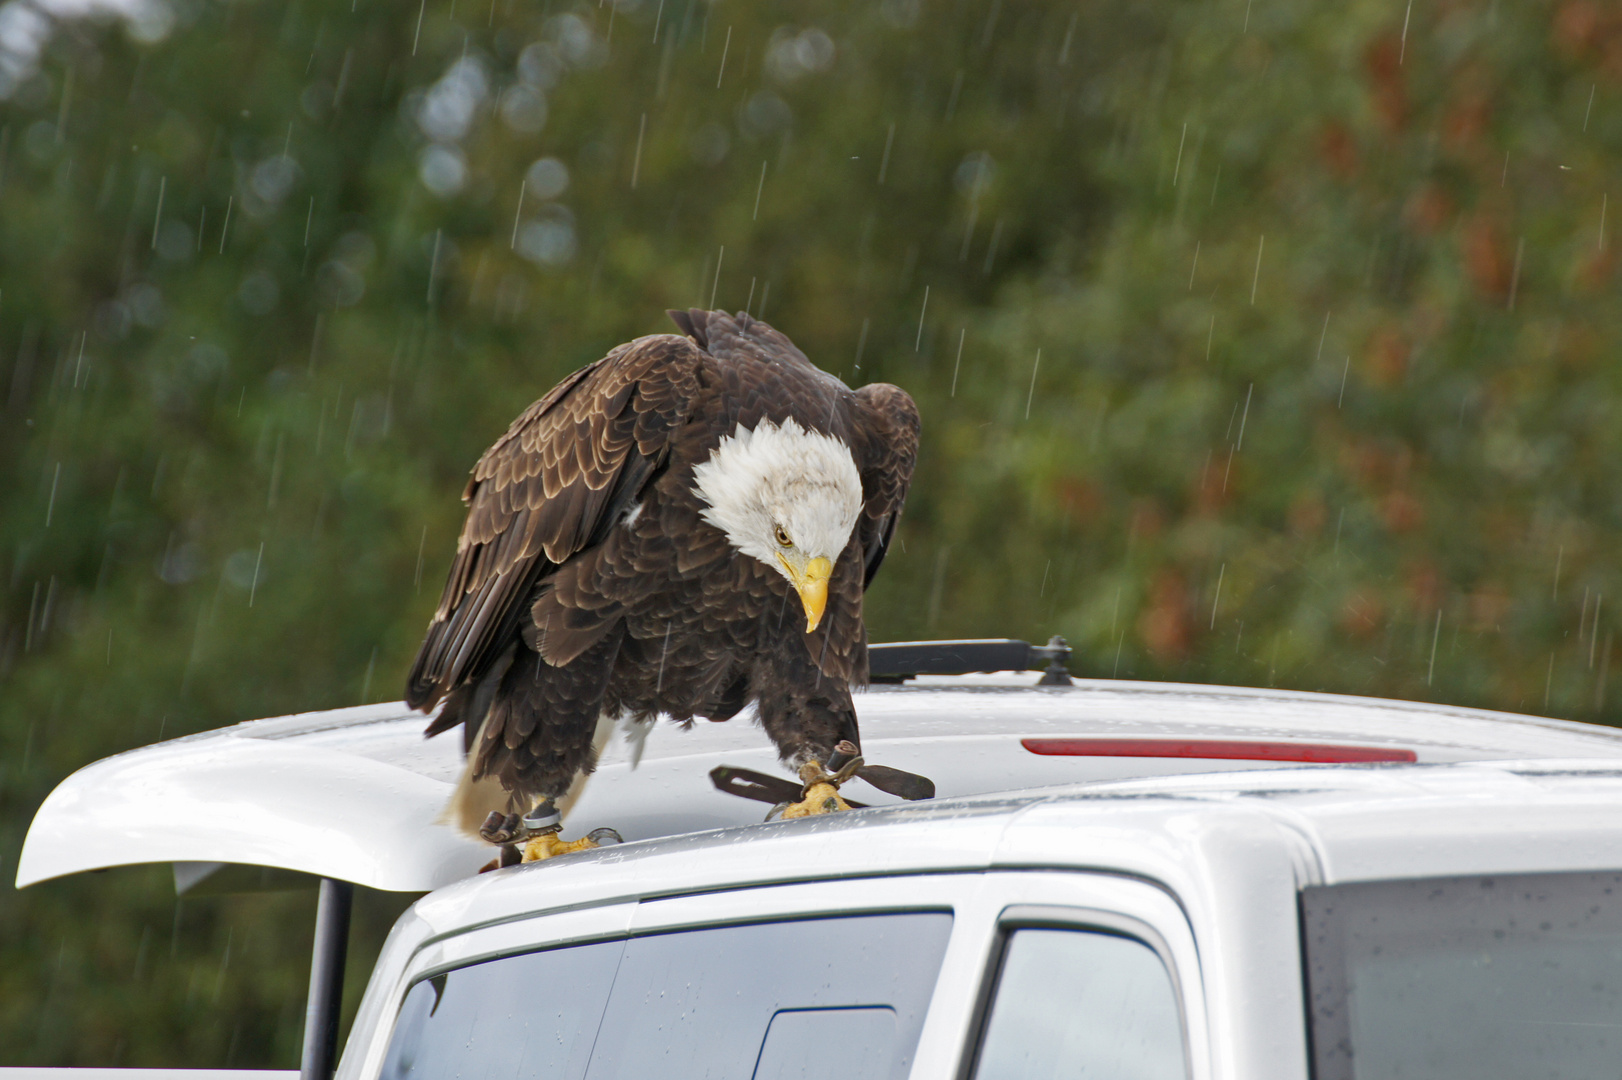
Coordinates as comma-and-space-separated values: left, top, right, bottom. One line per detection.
783, 556, 833, 632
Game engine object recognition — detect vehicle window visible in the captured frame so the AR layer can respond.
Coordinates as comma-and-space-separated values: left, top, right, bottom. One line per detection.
588, 912, 950, 1079
380, 937, 624, 1080
1303, 871, 1622, 1080
971, 928, 1188, 1080
379, 911, 951, 1080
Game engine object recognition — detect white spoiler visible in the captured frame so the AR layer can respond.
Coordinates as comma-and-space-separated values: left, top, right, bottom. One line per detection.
23, 668, 1622, 895
15, 703, 489, 893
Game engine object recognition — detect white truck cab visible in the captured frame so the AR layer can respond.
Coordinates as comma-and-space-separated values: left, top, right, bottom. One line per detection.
17, 640, 1622, 1080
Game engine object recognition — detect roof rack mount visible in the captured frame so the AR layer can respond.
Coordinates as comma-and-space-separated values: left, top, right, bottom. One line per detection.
868, 637, 1072, 686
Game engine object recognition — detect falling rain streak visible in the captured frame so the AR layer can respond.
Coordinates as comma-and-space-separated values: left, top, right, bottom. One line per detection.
427, 230, 443, 305
44, 463, 59, 527
1025, 349, 1041, 420
709, 246, 724, 309
149, 177, 165, 250
248, 543, 263, 607
951, 329, 965, 397
716, 27, 731, 88
632, 115, 646, 189
1249, 235, 1264, 305
218, 196, 233, 253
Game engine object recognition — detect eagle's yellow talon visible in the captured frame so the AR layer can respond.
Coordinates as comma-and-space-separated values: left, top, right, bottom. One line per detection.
520, 833, 600, 862
779, 779, 851, 819
776, 755, 860, 818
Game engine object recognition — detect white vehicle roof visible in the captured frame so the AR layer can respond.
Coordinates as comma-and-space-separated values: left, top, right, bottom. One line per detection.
18, 669, 1622, 894
392, 757, 1622, 938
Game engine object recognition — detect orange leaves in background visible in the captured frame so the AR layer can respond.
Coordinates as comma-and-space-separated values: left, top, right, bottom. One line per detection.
1578, 244, 1618, 291
1289, 492, 1328, 538
1468, 584, 1512, 633
1463, 214, 1514, 301
1404, 185, 1455, 237
1382, 490, 1425, 533
1342, 437, 1411, 491
1139, 569, 1192, 662
1404, 561, 1443, 612
1339, 436, 1425, 535
1364, 327, 1411, 388
1320, 121, 1360, 180
1364, 34, 1409, 133
1128, 498, 1168, 543
1341, 589, 1387, 639
1055, 476, 1102, 526
1553, 0, 1622, 78
1441, 82, 1495, 154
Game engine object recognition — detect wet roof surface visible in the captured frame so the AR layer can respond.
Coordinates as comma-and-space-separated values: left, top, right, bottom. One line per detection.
19, 673, 1622, 893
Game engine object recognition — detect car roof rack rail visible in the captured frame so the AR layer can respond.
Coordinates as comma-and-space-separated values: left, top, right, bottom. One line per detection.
868, 636, 1072, 686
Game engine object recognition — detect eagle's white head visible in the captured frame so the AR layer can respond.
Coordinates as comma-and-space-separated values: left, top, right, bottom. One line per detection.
692, 417, 863, 632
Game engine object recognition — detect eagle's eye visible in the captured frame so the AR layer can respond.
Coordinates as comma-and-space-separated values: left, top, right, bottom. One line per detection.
773, 524, 792, 547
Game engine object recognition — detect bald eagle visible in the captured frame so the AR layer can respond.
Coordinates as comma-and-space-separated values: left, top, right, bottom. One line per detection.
406, 309, 919, 860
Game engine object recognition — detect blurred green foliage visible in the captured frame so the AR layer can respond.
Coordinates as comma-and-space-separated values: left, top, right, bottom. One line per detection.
1, 0, 1620, 1065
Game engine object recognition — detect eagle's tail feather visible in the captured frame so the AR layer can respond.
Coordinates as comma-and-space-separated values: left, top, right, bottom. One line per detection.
441, 707, 621, 840
441, 748, 511, 839
423, 683, 470, 739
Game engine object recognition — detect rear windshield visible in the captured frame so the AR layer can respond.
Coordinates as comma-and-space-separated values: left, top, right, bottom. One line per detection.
380, 910, 951, 1080
1302, 871, 1622, 1080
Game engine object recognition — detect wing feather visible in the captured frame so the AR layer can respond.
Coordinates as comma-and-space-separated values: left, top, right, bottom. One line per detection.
406, 334, 705, 710
850, 382, 921, 589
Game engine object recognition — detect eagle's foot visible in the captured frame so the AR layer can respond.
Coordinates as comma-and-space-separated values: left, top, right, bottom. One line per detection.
521, 832, 596, 862
479, 808, 622, 863
479, 811, 527, 845
776, 751, 864, 819
521, 827, 624, 861
778, 779, 850, 818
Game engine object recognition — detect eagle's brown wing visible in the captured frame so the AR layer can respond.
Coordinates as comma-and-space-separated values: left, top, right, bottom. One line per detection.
850, 382, 921, 589
405, 334, 705, 723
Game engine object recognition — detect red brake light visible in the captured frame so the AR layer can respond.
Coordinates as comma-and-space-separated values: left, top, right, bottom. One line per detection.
1020, 737, 1417, 764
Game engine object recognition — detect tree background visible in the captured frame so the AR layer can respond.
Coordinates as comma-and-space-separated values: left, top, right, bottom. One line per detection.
2, 0, 1619, 1064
